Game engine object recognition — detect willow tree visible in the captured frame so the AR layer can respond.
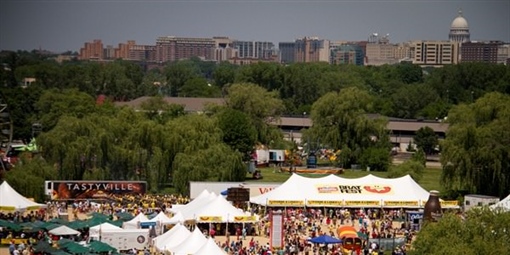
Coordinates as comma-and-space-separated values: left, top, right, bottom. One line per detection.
307, 87, 390, 170
226, 83, 284, 145
441, 92, 510, 197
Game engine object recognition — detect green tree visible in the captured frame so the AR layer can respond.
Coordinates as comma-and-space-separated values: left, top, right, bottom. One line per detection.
307, 87, 390, 168
387, 159, 425, 182
178, 77, 221, 97
411, 208, 510, 255
226, 83, 284, 145
414, 126, 438, 155
216, 108, 257, 161
440, 92, 510, 197
139, 96, 185, 124
163, 60, 200, 96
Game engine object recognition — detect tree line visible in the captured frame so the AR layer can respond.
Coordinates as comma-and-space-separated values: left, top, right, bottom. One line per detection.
1, 51, 509, 200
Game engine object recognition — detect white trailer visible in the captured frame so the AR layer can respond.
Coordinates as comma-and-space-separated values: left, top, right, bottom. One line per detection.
464, 194, 500, 211
90, 229, 150, 251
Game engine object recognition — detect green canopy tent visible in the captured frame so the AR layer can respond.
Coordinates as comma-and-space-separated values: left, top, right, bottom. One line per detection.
51, 250, 73, 255
33, 241, 58, 254
62, 242, 89, 254
115, 212, 133, 221
0, 219, 22, 231
88, 241, 117, 253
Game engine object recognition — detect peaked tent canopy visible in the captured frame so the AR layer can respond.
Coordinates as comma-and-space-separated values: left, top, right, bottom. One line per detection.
250, 174, 435, 208
143, 211, 173, 224
170, 227, 207, 255
122, 213, 149, 229
182, 195, 257, 223
167, 211, 185, 224
0, 181, 47, 211
194, 237, 227, 255
49, 225, 80, 236
89, 222, 122, 238
154, 223, 191, 252
490, 194, 510, 212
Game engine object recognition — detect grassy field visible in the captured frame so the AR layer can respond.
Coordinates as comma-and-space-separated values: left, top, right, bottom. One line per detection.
245, 166, 443, 192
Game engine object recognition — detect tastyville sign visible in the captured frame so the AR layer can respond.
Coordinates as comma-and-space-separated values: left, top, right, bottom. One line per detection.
45, 180, 147, 200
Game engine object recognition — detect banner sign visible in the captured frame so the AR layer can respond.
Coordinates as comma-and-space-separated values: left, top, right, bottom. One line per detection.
306, 200, 344, 207
0, 206, 16, 212
421, 200, 460, 207
384, 201, 419, 207
270, 210, 284, 250
140, 222, 157, 228
268, 200, 304, 206
344, 201, 381, 207
407, 212, 423, 221
198, 216, 223, 222
232, 216, 258, 222
47, 181, 147, 200
315, 184, 393, 195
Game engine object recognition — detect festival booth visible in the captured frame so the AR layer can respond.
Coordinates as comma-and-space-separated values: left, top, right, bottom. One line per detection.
490, 194, 510, 212
89, 222, 122, 239
251, 173, 459, 209
122, 213, 149, 229
0, 181, 47, 212
140, 211, 174, 235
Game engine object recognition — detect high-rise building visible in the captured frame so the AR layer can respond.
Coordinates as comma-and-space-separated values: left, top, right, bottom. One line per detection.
129, 45, 157, 62
278, 42, 295, 64
449, 10, 470, 43
79, 39, 104, 60
330, 44, 364, 65
365, 33, 398, 66
295, 37, 330, 63
155, 36, 215, 63
461, 41, 502, 63
233, 41, 275, 59
413, 41, 460, 67
497, 44, 510, 65
213, 37, 236, 62
115, 40, 136, 59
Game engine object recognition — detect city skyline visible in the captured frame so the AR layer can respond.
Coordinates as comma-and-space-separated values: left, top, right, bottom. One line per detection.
0, 0, 509, 52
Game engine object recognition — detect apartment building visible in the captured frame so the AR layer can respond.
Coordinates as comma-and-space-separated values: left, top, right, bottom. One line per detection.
213, 37, 236, 62
233, 41, 275, 59
155, 36, 215, 63
413, 41, 460, 67
330, 44, 364, 65
460, 41, 502, 63
79, 39, 104, 60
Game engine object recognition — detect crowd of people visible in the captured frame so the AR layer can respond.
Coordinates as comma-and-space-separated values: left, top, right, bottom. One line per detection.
0, 193, 419, 255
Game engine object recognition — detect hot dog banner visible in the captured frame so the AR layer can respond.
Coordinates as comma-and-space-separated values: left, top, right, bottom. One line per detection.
198, 216, 223, 222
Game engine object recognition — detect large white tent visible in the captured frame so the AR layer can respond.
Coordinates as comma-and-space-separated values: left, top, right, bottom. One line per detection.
143, 211, 173, 224
49, 225, 80, 236
490, 194, 510, 212
250, 173, 442, 208
153, 223, 191, 252
170, 227, 207, 255
194, 237, 227, 255
89, 222, 122, 238
182, 195, 257, 223
167, 211, 185, 224
123, 213, 149, 229
0, 181, 46, 211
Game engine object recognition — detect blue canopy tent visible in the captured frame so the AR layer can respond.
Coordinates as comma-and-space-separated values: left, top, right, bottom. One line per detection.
309, 235, 342, 244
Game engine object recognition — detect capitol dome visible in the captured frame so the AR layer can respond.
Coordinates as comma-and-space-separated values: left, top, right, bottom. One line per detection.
449, 10, 470, 42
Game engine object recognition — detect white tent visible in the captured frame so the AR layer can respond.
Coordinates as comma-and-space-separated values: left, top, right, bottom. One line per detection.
89, 222, 122, 238
184, 195, 258, 223
167, 211, 185, 224
0, 181, 46, 211
250, 173, 435, 208
194, 237, 227, 255
154, 224, 191, 252
490, 194, 510, 212
169, 190, 215, 214
49, 225, 80, 236
144, 211, 173, 224
170, 227, 207, 255
123, 213, 149, 229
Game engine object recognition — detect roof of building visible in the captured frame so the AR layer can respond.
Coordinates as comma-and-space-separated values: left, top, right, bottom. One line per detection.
451, 10, 469, 29
116, 97, 449, 133
114, 96, 225, 112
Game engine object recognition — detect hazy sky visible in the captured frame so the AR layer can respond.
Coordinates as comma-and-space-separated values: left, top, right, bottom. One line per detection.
0, 0, 509, 52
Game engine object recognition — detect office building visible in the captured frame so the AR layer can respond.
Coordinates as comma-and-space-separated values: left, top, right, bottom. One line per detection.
413, 41, 459, 67
295, 37, 330, 63
155, 36, 215, 63
233, 41, 275, 59
461, 41, 502, 63
213, 37, 236, 62
330, 44, 364, 65
278, 42, 295, 64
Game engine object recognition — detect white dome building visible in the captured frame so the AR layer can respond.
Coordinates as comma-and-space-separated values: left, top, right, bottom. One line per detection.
449, 10, 470, 42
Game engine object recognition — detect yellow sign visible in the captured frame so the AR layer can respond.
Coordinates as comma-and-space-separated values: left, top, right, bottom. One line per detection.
384, 201, 419, 207
307, 200, 344, 207
198, 216, 223, 222
441, 201, 460, 207
232, 216, 257, 222
0, 206, 16, 212
1, 239, 28, 245
268, 200, 304, 206
315, 184, 394, 195
345, 201, 381, 207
